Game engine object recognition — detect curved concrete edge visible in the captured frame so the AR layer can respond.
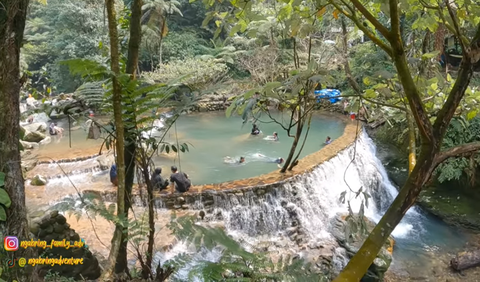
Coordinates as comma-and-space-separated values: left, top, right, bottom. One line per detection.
87, 114, 361, 209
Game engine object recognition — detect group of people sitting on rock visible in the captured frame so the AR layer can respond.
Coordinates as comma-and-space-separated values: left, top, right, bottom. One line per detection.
109, 164, 191, 194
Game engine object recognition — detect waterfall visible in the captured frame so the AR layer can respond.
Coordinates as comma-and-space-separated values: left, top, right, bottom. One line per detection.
202, 130, 421, 244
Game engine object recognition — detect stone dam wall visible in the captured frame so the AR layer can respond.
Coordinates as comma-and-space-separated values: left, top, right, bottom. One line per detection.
85, 114, 359, 210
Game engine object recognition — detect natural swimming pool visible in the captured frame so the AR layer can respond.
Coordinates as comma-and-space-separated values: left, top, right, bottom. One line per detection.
34, 111, 346, 185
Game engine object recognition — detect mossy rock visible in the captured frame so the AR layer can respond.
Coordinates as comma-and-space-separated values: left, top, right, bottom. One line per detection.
418, 187, 480, 232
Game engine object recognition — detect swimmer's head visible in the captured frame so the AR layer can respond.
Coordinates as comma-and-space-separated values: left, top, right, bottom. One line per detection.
278, 158, 284, 164
239, 157, 245, 163
28, 94, 32, 98
273, 132, 278, 136
154, 168, 162, 174
171, 166, 178, 173
326, 136, 331, 141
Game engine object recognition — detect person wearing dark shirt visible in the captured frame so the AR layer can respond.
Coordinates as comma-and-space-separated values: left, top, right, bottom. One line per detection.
110, 164, 118, 186
251, 124, 260, 135
169, 166, 191, 193
151, 168, 169, 191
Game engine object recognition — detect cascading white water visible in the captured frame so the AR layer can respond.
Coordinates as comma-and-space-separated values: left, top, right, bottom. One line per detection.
203, 130, 420, 243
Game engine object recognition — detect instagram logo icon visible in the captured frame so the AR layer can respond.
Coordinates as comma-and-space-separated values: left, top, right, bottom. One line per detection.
4, 236, 19, 251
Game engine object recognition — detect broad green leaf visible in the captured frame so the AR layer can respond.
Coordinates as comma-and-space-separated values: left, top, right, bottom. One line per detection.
0, 189, 11, 208
225, 102, 237, 118
363, 76, 372, 86
0, 206, 6, 221
422, 51, 440, 60
365, 89, 376, 98
447, 73, 452, 82
431, 83, 438, 91
467, 110, 477, 120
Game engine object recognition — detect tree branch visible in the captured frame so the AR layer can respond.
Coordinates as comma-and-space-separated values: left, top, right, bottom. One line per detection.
445, 0, 468, 54
389, 0, 400, 40
433, 22, 480, 138
329, 0, 393, 57
349, 0, 391, 38
434, 142, 480, 167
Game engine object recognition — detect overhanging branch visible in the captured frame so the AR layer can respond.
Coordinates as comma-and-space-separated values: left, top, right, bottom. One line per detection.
434, 142, 480, 167
328, 0, 393, 57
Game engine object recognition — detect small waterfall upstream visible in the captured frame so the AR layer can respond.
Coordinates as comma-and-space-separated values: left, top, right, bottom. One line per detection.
202, 130, 417, 243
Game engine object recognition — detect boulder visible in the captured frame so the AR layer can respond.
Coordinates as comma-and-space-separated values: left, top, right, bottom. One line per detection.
20, 140, 39, 150
330, 213, 394, 282
31, 175, 47, 186
32, 112, 50, 124
97, 155, 113, 170
23, 122, 47, 133
39, 136, 52, 145
28, 210, 101, 280
19, 126, 26, 140
21, 159, 38, 172
24, 131, 46, 143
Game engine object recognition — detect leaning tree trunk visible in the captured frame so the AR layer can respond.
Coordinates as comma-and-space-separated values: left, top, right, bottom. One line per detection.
334, 22, 479, 281
0, 1, 35, 279
115, 0, 142, 275
103, 0, 127, 280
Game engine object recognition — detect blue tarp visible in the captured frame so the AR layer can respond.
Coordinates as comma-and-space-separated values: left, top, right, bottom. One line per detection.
314, 89, 342, 103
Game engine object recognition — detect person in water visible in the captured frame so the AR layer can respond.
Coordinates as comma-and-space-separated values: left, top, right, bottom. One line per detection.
251, 124, 260, 135
49, 122, 64, 136
151, 168, 169, 191
325, 136, 332, 144
110, 164, 118, 186
264, 132, 279, 141
224, 156, 245, 164
170, 165, 191, 193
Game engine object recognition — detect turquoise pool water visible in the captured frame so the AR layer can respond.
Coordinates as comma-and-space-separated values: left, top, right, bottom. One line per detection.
34, 112, 345, 185
152, 112, 345, 185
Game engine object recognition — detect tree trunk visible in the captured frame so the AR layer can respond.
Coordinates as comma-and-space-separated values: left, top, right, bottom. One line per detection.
333, 147, 438, 282
115, 0, 143, 275
334, 19, 479, 280
288, 114, 311, 171
406, 111, 417, 174
140, 161, 155, 279
282, 106, 303, 173
158, 37, 163, 65
103, 0, 127, 280
451, 249, 480, 271
0, 0, 32, 278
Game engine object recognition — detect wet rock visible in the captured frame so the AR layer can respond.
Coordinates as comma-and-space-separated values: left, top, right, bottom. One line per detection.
177, 197, 185, 204
20, 140, 39, 150
96, 154, 112, 170
39, 136, 51, 145
329, 213, 393, 282
23, 122, 46, 133
31, 175, 47, 186
24, 131, 46, 143
21, 158, 38, 172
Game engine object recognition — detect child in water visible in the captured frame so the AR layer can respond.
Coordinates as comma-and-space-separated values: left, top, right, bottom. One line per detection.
325, 136, 332, 144
264, 132, 279, 141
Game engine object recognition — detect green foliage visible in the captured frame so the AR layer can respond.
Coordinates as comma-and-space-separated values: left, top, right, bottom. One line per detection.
143, 57, 229, 89
22, 0, 111, 92
435, 117, 480, 183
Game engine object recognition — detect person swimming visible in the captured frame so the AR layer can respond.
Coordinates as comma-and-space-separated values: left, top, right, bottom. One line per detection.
256, 154, 284, 166
325, 136, 332, 144
251, 124, 260, 135
224, 156, 245, 164
264, 132, 279, 141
